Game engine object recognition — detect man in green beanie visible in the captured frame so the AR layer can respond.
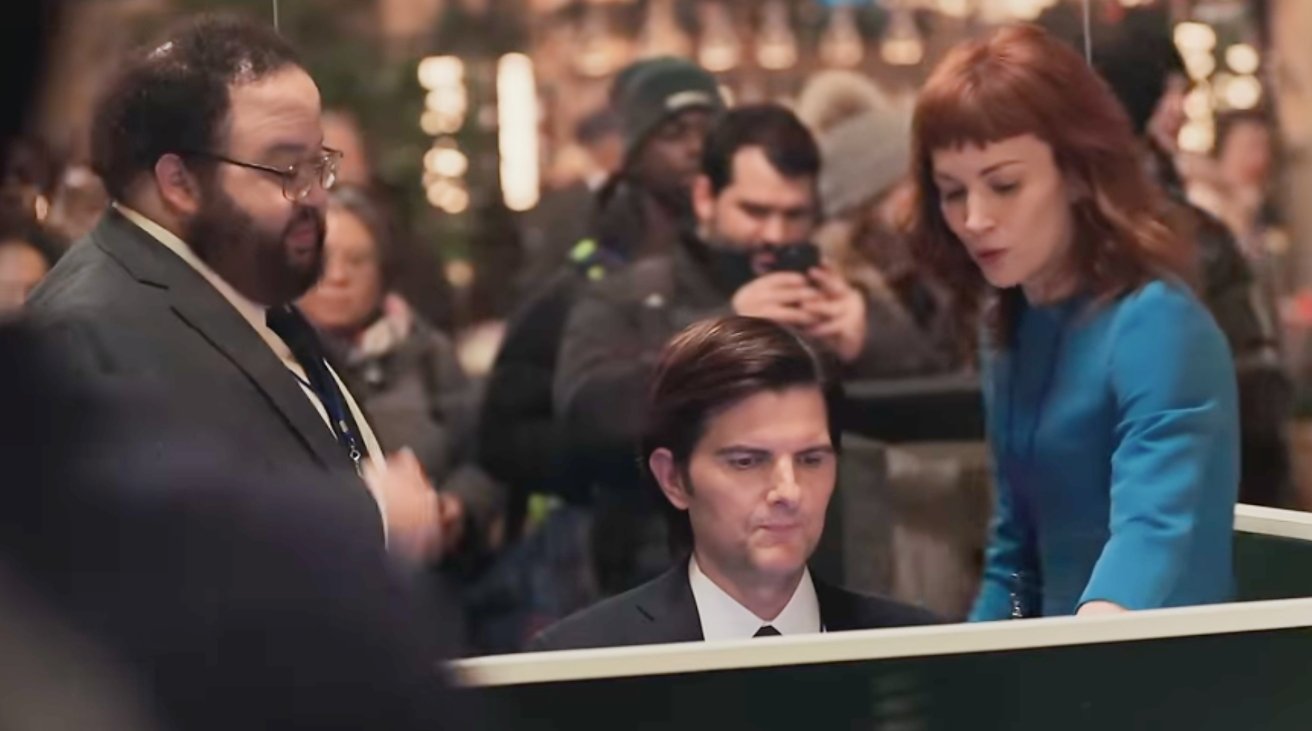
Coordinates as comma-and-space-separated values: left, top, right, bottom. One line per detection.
478, 57, 725, 616
595, 56, 726, 260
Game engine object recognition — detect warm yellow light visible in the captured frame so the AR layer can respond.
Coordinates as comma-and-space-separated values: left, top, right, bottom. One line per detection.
426, 179, 470, 213
1225, 43, 1260, 75
697, 3, 741, 73
445, 259, 475, 289
1178, 120, 1215, 153
1183, 84, 1212, 120
756, 0, 798, 71
1174, 22, 1216, 54
1225, 75, 1263, 110
819, 6, 864, 68
935, 0, 971, 19
497, 53, 541, 212
1182, 50, 1216, 82
880, 10, 923, 67
418, 56, 464, 91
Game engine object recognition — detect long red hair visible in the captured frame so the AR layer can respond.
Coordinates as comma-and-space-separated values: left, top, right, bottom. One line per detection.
907, 24, 1195, 350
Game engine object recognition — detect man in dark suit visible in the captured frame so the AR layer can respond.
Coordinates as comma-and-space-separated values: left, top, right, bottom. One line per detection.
25, 14, 454, 562
531, 316, 936, 651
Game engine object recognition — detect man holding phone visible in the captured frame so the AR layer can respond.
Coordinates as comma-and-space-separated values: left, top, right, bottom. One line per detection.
553, 104, 946, 595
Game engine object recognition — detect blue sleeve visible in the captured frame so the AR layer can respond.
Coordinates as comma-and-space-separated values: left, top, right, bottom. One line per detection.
970, 461, 1030, 621
970, 353, 1033, 621
1080, 284, 1239, 609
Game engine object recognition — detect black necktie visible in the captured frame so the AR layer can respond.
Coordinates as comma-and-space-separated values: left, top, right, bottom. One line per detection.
753, 625, 781, 638
266, 304, 365, 473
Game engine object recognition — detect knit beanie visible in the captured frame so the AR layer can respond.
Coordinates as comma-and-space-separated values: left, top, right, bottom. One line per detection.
796, 70, 912, 218
609, 57, 725, 161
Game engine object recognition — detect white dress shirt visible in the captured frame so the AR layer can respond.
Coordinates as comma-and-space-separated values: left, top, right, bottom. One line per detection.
113, 204, 389, 522
688, 556, 822, 641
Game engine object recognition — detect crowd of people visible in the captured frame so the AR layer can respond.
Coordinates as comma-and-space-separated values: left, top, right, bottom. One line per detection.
0, 3, 1300, 724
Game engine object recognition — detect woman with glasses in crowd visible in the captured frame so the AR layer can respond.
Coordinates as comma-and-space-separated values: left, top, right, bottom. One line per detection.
907, 24, 1239, 619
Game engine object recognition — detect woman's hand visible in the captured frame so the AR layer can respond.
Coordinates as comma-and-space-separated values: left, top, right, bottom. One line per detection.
1077, 600, 1128, 616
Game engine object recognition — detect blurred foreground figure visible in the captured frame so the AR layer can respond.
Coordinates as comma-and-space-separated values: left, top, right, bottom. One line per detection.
26, 14, 455, 562
0, 322, 485, 730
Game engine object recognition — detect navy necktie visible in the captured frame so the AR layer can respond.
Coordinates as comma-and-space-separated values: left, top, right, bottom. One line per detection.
753, 625, 781, 638
266, 304, 365, 473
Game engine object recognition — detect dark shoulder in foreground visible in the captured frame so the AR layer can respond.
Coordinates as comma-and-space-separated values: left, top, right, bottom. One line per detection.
814, 579, 942, 631
527, 567, 695, 652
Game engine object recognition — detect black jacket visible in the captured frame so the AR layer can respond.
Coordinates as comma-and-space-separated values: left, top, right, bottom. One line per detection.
478, 181, 683, 527
529, 564, 939, 652
26, 209, 383, 540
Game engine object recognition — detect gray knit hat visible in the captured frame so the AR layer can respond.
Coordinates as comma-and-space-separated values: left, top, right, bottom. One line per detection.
796, 70, 912, 218
609, 56, 725, 161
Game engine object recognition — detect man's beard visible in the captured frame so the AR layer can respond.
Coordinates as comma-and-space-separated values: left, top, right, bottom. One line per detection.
695, 221, 759, 295
185, 185, 325, 307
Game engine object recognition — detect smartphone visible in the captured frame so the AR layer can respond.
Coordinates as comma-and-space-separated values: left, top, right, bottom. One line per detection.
765, 242, 820, 274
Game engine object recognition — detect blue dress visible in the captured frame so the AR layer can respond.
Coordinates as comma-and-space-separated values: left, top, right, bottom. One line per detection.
970, 280, 1239, 620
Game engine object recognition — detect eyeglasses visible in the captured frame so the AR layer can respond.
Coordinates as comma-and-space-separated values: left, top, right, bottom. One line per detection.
180, 147, 343, 201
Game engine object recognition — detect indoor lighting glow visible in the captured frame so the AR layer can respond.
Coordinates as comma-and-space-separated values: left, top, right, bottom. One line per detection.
756, 0, 798, 71
418, 56, 464, 91
1224, 75, 1263, 110
880, 9, 924, 66
497, 53, 541, 212
1225, 43, 1260, 75
935, 0, 971, 19
1174, 22, 1216, 54
697, 3, 742, 72
819, 5, 864, 68
1178, 120, 1215, 153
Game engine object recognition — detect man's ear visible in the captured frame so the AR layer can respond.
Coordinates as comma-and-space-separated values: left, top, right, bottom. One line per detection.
154, 153, 203, 216
691, 174, 716, 226
649, 448, 691, 511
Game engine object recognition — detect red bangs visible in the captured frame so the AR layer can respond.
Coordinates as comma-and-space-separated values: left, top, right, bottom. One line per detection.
914, 69, 1049, 154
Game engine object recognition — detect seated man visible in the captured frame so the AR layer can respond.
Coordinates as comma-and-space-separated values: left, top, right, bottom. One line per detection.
531, 316, 936, 650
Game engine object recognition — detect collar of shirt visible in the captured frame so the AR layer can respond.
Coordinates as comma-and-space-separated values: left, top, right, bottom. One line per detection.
111, 204, 388, 519
688, 556, 821, 641
114, 203, 298, 365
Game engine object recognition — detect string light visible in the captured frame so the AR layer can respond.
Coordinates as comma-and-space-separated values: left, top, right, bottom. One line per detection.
497, 53, 541, 212
819, 6, 864, 68
698, 2, 741, 72
756, 0, 798, 71
880, 8, 924, 67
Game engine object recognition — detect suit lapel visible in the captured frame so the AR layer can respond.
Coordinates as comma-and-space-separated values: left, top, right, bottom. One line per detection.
815, 577, 860, 632
634, 564, 705, 643
94, 212, 350, 471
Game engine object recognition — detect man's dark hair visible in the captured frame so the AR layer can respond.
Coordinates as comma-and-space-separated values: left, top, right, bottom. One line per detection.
641, 316, 842, 552
90, 14, 302, 202
701, 104, 821, 195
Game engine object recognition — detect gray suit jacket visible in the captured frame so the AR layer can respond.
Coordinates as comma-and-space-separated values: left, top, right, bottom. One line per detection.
528, 564, 940, 652
26, 209, 383, 540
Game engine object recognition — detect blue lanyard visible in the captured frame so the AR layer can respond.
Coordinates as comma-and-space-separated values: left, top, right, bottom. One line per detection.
293, 364, 364, 475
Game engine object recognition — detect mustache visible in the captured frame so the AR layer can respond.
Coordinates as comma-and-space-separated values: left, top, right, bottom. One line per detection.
284, 206, 325, 238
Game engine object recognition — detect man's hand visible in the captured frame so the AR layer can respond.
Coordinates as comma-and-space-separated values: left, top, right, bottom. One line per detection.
1076, 600, 1129, 617
802, 266, 867, 364
363, 448, 444, 564
731, 271, 823, 327
436, 492, 466, 556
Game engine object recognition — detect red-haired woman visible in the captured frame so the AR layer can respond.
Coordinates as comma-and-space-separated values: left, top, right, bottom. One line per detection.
908, 25, 1239, 619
